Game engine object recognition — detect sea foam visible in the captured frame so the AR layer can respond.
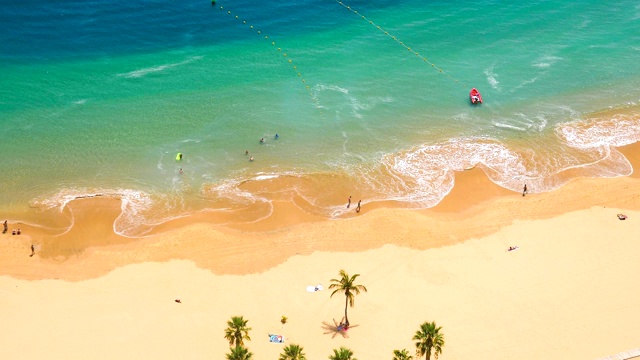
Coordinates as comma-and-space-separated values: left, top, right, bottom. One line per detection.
116, 56, 203, 79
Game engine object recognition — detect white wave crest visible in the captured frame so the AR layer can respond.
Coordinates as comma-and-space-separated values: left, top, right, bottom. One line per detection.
253, 173, 280, 181
204, 178, 264, 205
30, 187, 155, 237
117, 56, 203, 79
373, 138, 526, 207
374, 114, 639, 208
556, 113, 640, 149
493, 122, 528, 132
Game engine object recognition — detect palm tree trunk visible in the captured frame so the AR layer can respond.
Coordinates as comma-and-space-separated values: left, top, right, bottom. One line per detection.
344, 294, 349, 326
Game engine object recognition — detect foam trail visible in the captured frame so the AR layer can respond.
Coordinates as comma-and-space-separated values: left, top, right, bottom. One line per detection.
484, 66, 500, 90
117, 56, 203, 78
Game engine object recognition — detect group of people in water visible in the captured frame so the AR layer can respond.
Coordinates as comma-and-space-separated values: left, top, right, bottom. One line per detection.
246, 133, 280, 162
347, 196, 362, 213
177, 133, 279, 172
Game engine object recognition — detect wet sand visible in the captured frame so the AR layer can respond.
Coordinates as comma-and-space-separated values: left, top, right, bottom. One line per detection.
0, 142, 639, 359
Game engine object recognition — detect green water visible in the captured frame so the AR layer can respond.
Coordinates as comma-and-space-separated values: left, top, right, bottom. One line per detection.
1, 0, 639, 233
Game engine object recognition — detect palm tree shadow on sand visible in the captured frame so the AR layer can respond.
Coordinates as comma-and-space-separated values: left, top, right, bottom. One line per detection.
322, 318, 359, 339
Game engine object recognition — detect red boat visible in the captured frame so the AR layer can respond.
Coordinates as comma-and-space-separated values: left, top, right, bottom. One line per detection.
470, 88, 483, 104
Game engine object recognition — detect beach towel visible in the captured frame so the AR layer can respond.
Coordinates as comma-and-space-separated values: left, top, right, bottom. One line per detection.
306, 284, 323, 292
269, 334, 285, 343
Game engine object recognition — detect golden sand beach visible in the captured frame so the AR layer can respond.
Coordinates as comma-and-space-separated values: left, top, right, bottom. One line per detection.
1, 143, 639, 359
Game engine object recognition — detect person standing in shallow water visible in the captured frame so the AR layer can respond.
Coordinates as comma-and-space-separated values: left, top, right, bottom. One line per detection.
356, 200, 361, 213
523, 184, 528, 197
3, 220, 7, 234
347, 196, 351, 208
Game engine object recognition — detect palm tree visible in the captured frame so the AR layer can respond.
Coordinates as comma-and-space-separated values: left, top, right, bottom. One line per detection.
413, 321, 445, 360
226, 345, 253, 360
329, 347, 357, 360
329, 269, 367, 327
224, 316, 252, 348
279, 344, 307, 360
393, 349, 413, 360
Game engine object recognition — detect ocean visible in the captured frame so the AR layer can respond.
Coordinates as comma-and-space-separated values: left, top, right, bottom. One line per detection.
1, 0, 639, 235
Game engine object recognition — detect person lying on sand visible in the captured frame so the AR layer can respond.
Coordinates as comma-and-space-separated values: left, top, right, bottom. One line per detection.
336, 317, 350, 331
617, 214, 627, 220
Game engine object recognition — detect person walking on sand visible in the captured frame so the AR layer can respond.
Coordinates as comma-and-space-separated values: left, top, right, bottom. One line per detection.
356, 200, 361, 213
347, 196, 351, 208
522, 184, 528, 197
3, 220, 7, 234
30, 244, 35, 257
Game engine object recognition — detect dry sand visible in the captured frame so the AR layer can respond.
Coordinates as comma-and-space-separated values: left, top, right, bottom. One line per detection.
1, 143, 640, 359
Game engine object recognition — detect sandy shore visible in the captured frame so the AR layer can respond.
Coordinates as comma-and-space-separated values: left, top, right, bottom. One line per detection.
1, 143, 640, 359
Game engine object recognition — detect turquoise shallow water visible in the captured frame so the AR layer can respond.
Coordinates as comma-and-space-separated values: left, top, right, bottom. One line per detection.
1, 0, 640, 234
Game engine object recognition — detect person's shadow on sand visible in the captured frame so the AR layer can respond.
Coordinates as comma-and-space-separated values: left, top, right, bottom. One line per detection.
321, 319, 359, 339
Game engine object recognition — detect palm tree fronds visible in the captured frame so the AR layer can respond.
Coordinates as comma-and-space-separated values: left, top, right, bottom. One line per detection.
413, 321, 444, 360
224, 316, 252, 348
279, 343, 307, 360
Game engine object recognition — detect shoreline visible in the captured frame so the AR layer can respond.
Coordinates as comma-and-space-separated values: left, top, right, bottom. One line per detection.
2, 104, 639, 239
1, 141, 639, 281
1, 133, 639, 360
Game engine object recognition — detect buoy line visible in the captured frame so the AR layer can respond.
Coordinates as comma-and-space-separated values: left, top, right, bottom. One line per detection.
218, 5, 324, 114
333, 0, 467, 89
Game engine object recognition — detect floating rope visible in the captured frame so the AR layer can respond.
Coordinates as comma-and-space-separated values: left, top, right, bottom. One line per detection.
218, 5, 323, 113
333, 0, 467, 89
